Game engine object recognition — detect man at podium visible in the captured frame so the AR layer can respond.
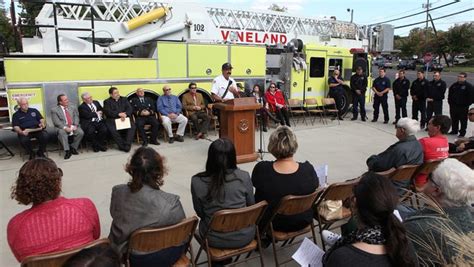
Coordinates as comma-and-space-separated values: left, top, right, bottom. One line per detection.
211, 63, 240, 102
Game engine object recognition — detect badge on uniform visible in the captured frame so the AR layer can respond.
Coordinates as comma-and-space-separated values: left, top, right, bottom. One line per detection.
32, 112, 36, 117
421, 82, 425, 85
461, 85, 466, 90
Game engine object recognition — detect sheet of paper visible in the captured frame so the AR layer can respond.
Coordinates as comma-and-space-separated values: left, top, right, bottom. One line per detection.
314, 164, 328, 187
292, 237, 325, 267
115, 117, 131, 130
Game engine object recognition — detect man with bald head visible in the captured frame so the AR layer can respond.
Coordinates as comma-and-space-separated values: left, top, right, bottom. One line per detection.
157, 85, 188, 143
12, 97, 48, 159
78, 92, 108, 152
130, 88, 160, 146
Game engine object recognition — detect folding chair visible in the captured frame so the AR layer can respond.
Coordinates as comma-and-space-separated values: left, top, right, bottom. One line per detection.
21, 238, 110, 267
321, 98, 340, 124
287, 99, 307, 126
194, 201, 268, 267
267, 190, 321, 266
126, 217, 199, 267
313, 179, 360, 251
304, 98, 325, 125
133, 113, 161, 144
376, 164, 420, 202
458, 149, 474, 167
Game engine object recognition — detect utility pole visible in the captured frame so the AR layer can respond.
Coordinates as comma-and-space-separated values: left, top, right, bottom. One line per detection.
423, 0, 431, 74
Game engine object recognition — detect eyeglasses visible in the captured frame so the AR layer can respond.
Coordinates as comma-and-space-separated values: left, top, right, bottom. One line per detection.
270, 86, 276, 88
164, 88, 171, 91
190, 87, 197, 90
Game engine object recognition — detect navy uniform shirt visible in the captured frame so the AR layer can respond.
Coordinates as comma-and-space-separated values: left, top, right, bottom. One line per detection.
448, 81, 474, 106
410, 78, 429, 99
328, 76, 344, 92
12, 108, 43, 130
393, 78, 410, 97
373, 76, 391, 92
428, 79, 447, 101
350, 73, 368, 93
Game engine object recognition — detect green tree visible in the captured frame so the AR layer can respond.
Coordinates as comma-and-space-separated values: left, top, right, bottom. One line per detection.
446, 22, 474, 57
268, 4, 287, 12
18, 0, 45, 37
0, 0, 15, 52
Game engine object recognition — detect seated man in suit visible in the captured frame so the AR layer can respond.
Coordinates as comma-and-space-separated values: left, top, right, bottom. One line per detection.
157, 85, 188, 144
78, 92, 108, 152
130, 88, 160, 146
181, 82, 210, 140
103, 87, 136, 152
12, 97, 48, 160
51, 94, 84, 159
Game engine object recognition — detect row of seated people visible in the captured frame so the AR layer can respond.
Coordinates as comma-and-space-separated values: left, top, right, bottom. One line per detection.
7, 126, 473, 266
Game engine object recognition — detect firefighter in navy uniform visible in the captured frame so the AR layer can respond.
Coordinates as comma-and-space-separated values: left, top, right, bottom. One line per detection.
371, 68, 391, 123
410, 70, 429, 129
448, 72, 474, 137
350, 66, 368, 121
426, 71, 447, 124
328, 69, 345, 120
392, 69, 410, 124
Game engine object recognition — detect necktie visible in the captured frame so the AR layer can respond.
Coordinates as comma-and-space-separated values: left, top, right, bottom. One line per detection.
64, 107, 72, 126
90, 104, 96, 112
140, 98, 144, 104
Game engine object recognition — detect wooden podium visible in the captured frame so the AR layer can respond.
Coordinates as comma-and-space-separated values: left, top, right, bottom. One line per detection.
214, 97, 261, 164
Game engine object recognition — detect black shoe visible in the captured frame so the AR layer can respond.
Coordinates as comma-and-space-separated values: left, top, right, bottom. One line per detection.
71, 148, 79, 155
141, 141, 148, 147
124, 145, 131, 152
64, 151, 71, 159
175, 135, 184, 142
371, 119, 377, 122
383, 121, 389, 124
92, 146, 100, 152
338, 117, 344, 121
149, 140, 160, 145
29, 153, 36, 160
425, 127, 428, 131
361, 118, 366, 122
99, 146, 107, 152
263, 127, 268, 132
169, 137, 174, 144
420, 125, 425, 129
351, 117, 357, 121
448, 131, 458, 135
392, 121, 397, 125
37, 150, 46, 158
458, 133, 466, 138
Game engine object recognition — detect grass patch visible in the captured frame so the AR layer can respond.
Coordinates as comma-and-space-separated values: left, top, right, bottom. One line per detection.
443, 66, 474, 73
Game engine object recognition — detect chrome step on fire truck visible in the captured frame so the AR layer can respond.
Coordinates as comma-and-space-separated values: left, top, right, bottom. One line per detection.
2, 0, 372, 124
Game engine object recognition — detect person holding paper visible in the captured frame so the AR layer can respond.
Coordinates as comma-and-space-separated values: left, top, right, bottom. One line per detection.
157, 85, 188, 144
12, 97, 48, 160
78, 92, 108, 152
103, 87, 136, 152
51, 94, 84, 159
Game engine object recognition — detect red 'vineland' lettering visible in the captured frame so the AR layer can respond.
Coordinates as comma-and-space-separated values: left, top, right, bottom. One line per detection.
246, 32, 253, 43
221, 31, 230, 41
219, 30, 287, 45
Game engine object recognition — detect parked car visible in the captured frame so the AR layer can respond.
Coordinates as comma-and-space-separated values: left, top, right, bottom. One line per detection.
426, 62, 444, 72
383, 61, 394, 69
397, 60, 416, 70
454, 55, 469, 65
373, 58, 385, 67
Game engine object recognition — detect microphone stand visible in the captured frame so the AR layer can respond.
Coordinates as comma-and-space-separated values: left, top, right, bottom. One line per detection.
257, 112, 270, 160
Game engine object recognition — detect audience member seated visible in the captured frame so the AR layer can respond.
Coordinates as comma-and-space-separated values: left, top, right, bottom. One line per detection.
78, 92, 108, 152
251, 126, 318, 233
12, 97, 48, 159
103, 87, 136, 152
251, 84, 269, 132
236, 82, 249, 97
415, 115, 450, 188
323, 172, 418, 267
449, 107, 474, 153
130, 88, 160, 147
51, 94, 84, 159
191, 138, 255, 249
181, 82, 210, 140
108, 147, 186, 266
265, 82, 291, 127
7, 158, 100, 262
404, 159, 474, 266
366, 118, 423, 191
63, 245, 120, 267
157, 85, 188, 143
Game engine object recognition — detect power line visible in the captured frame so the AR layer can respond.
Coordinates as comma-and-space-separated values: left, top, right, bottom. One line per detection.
393, 8, 473, 29
369, 0, 460, 25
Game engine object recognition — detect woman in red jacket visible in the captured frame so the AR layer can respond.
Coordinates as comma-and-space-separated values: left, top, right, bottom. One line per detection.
7, 158, 100, 262
264, 82, 291, 127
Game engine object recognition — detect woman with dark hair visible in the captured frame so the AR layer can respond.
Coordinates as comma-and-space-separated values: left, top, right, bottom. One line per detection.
323, 172, 418, 267
7, 158, 100, 262
108, 147, 186, 266
252, 84, 269, 132
63, 245, 120, 267
264, 82, 291, 127
191, 138, 255, 248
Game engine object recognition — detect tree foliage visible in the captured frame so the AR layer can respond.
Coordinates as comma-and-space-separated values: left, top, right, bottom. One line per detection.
18, 0, 45, 37
268, 4, 287, 12
0, 0, 15, 52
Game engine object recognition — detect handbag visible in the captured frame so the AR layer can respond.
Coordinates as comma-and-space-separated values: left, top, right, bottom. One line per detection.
317, 200, 351, 221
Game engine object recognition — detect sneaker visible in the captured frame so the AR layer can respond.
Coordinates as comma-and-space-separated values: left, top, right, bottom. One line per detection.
322, 230, 341, 247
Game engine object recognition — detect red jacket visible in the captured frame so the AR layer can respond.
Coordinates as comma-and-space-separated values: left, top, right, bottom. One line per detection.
265, 90, 286, 112
416, 135, 449, 186
7, 197, 100, 262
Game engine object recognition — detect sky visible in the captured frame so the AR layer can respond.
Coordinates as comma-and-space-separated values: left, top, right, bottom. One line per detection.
7, 0, 474, 36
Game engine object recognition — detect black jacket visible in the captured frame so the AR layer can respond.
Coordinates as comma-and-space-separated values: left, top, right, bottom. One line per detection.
78, 100, 104, 130
448, 81, 474, 106
350, 73, 368, 93
103, 96, 133, 120
392, 78, 410, 97
410, 78, 429, 99
366, 135, 423, 172
427, 79, 447, 101
130, 96, 156, 117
